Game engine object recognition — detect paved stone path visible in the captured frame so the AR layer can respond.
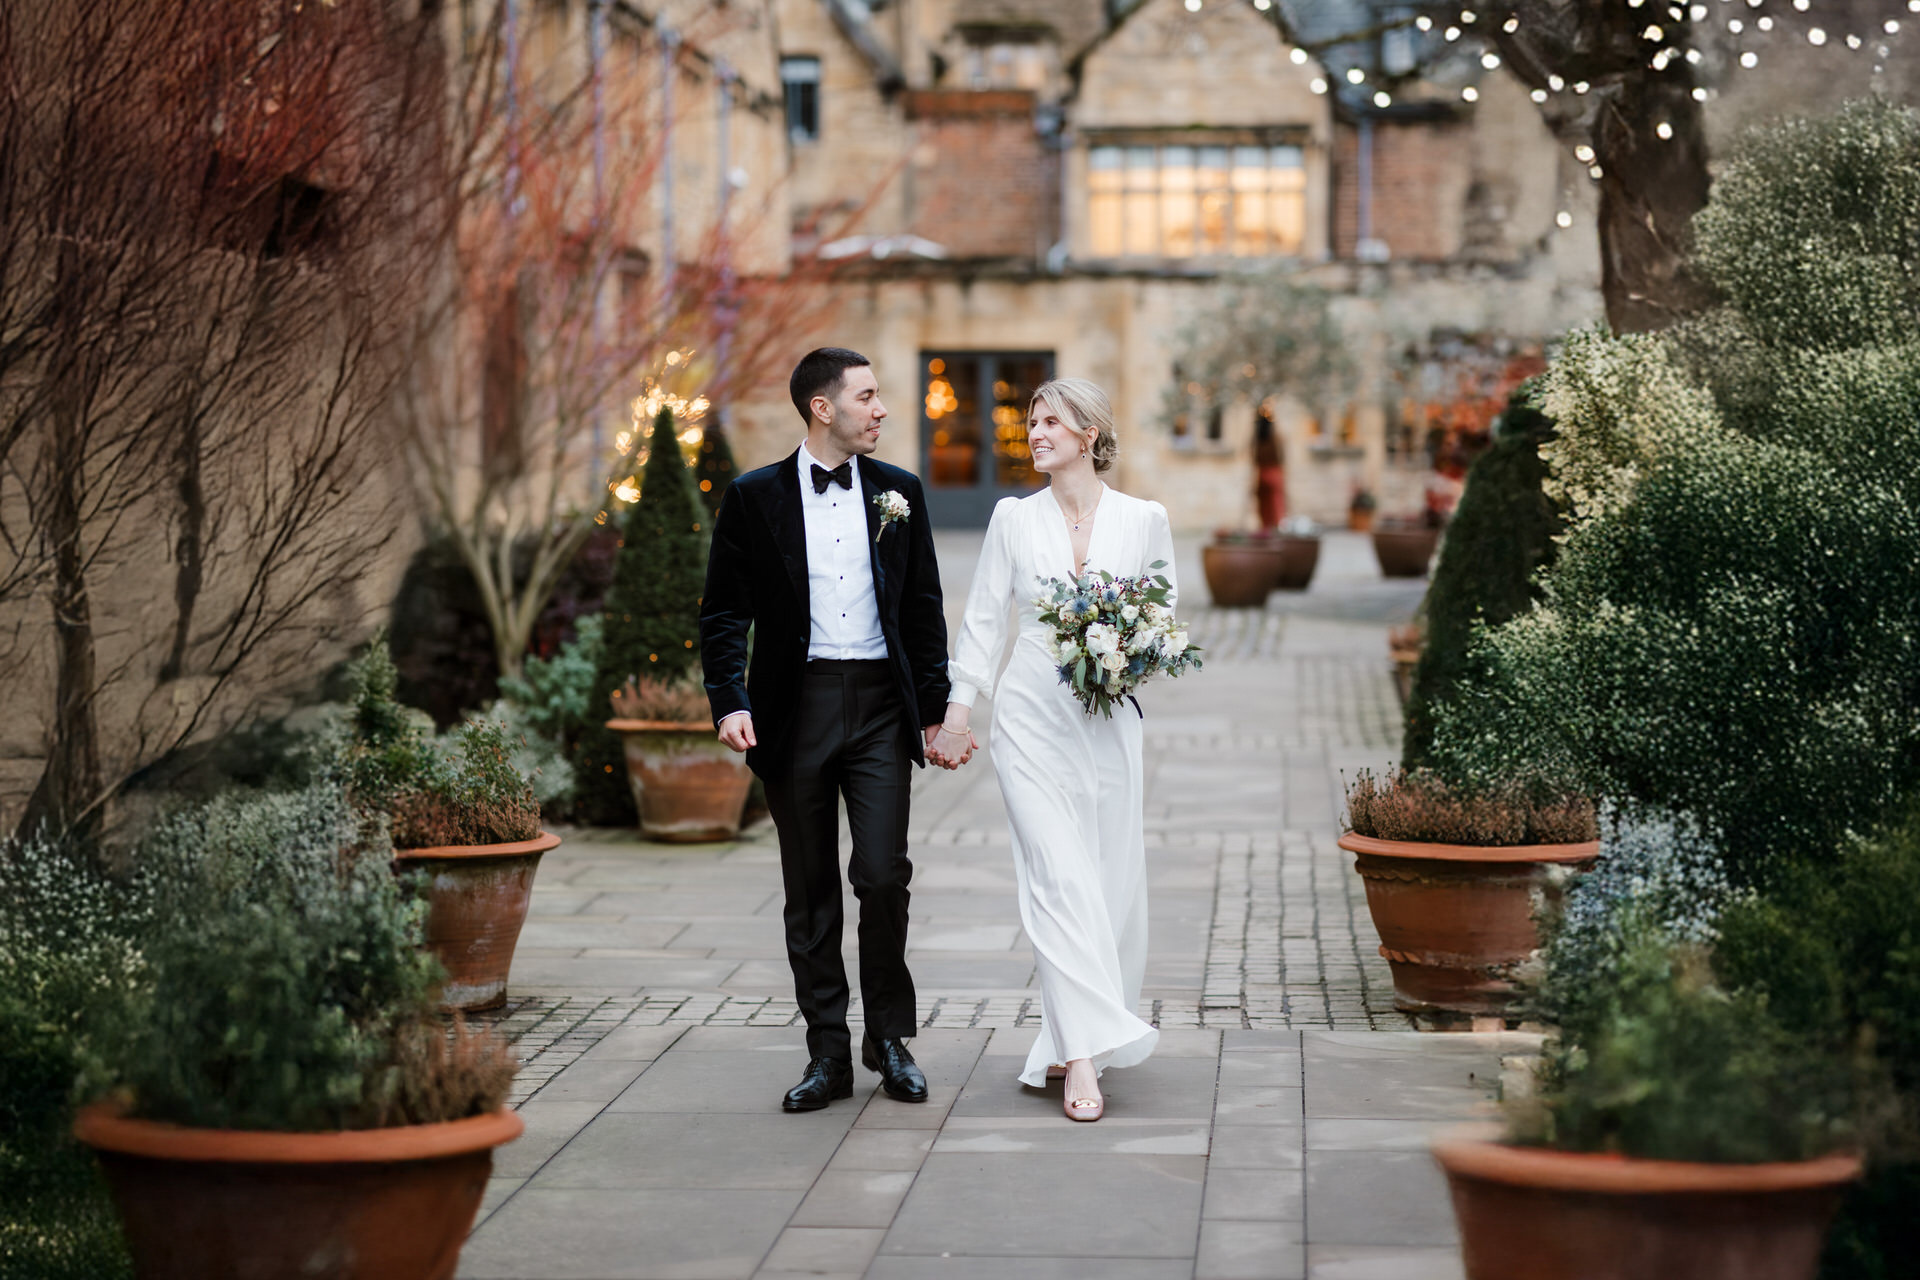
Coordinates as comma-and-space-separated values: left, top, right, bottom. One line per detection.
460, 533, 1533, 1280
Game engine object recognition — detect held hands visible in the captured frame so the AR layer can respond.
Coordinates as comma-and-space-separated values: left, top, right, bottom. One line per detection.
923, 723, 978, 770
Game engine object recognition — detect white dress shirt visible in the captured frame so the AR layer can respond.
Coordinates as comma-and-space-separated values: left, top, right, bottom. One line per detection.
798, 442, 889, 661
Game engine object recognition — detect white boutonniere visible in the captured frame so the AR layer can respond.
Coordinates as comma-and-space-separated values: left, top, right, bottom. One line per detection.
873, 489, 910, 543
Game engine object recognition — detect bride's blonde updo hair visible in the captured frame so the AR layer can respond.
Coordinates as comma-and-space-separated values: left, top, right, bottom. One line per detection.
1030, 377, 1118, 475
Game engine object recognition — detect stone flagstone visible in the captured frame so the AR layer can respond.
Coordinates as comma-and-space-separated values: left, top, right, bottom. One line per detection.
459, 533, 1528, 1280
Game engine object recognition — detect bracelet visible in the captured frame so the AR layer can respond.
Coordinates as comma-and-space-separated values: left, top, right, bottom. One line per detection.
939, 722, 969, 735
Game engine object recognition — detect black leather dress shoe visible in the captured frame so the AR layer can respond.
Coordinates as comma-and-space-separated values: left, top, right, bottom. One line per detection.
783, 1056, 854, 1112
861, 1034, 929, 1103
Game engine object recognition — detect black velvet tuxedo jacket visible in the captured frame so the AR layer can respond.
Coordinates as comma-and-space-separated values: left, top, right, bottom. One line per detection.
699, 450, 951, 779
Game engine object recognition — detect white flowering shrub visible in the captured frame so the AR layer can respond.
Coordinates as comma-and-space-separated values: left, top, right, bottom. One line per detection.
1538, 806, 1734, 1029
1433, 100, 1920, 885
2, 827, 193, 1276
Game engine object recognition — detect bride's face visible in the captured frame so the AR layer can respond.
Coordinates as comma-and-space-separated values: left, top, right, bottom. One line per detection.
1028, 401, 1094, 475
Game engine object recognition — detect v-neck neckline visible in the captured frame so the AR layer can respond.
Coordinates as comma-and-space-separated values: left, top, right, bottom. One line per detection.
1046, 482, 1107, 583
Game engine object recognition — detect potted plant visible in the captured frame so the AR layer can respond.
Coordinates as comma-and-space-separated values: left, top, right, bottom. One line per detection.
1338, 768, 1597, 1017
1372, 514, 1441, 577
1272, 516, 1321, 590
1348, 488, 1377, 532
605, 669, 754, 842
337, 639, 556, 1013
1433, 850, 1864, 1280
1388, 621, 1423, 706
1202, 528, 1284, 607
73, 783, 522, 1280
1203, 519, 1321, 604
577, 405, 709, 825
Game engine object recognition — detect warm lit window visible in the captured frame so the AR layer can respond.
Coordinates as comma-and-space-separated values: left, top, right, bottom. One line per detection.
781, 56, 820, 143
1088, 143, 1306, 258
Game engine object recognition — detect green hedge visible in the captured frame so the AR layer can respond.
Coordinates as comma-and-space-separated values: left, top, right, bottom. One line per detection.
1402, 386, 1561, 767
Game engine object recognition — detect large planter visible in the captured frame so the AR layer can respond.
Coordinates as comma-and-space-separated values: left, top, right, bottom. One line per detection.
1202, 541, 1282, 607
1432, 1136, 1861, 1280
394, 830, 559, 1012
74, 1104, 523, 1280
1372, 524, 1440, 577
1338, 832, 1598, 1015
606, 719, 753, 842
1272, 534, 1320, 590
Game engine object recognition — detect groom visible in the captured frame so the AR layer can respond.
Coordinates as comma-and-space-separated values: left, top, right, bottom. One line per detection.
700, 347, 963, 1112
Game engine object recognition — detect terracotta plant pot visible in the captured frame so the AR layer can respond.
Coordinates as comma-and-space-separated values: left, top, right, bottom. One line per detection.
393, 830, 559, 1012
1388, 623, 1424, 707
1338, 832, 1598, 1015
1202, 541, 1282, 607
1348, 508, 1375, 533
606, 719, 753, 842
1372, 525, 1439, 577
1432, 1136, 1861, 1280
1273, 534, 1321, 590
74, 1104, 523, 1280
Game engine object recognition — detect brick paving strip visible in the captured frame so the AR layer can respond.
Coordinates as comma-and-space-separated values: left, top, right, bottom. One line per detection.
459, 534, 1537, 1280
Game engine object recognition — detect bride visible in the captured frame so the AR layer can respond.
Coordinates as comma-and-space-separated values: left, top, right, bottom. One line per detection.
931, 377, 1175, 1122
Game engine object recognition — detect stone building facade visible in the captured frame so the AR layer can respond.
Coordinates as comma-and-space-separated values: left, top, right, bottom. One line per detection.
717, 0, 1605, 529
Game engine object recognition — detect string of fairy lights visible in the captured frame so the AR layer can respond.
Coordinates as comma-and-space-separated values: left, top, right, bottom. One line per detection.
1169, 0, 1919, 209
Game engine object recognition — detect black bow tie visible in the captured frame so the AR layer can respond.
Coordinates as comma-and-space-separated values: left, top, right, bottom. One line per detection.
811, 461, 853, 494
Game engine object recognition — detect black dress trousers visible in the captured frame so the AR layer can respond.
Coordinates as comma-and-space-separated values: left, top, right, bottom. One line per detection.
761, 658, 917, 1062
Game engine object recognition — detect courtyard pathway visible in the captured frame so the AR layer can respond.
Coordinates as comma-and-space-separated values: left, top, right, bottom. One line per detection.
460, 532, 1532, 1280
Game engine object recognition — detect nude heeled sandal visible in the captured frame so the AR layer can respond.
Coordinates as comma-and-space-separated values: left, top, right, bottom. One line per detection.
1064, 1092, 1104, 1122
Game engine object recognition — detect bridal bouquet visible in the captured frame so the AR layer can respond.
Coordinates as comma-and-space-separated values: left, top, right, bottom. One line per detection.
1035, 561, 1202, 718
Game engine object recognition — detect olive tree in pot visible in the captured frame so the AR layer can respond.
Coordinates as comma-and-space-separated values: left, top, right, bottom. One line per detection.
72, 783, 521, 1280
335, 639, 556, 1012
1339, 768, 1598, 1017
1433, 810, 1868, 1280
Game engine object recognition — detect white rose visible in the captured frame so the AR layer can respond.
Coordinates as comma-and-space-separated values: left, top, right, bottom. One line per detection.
1168, 629, 1189, 654
1084, 623, 1120, 656
1101, 650, 1127, 674
1120, 603, 1140, 623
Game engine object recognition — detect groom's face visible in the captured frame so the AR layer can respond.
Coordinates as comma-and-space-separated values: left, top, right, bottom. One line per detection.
819, 364, 887, 457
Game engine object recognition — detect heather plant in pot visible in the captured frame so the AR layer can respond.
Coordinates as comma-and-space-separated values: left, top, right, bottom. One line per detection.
605, 667, 753, 843
1339, 768, 1597, 1018
69, 783, 520, 1280
334, 637, 556, 1012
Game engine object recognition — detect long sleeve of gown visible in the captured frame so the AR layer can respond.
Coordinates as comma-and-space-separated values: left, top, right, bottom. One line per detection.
1147, 501, 1178, 614
948, 497, 1019, 708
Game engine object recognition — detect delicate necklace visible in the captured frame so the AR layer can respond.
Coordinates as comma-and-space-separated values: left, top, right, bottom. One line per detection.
1060, 490, 1101, 531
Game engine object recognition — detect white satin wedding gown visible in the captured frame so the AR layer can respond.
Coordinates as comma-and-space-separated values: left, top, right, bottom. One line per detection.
947, 484, 1175, 1086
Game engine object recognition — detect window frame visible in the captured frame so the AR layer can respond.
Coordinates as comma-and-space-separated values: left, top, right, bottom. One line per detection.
780, 55, 821, 144
1085, 129, 1310, 262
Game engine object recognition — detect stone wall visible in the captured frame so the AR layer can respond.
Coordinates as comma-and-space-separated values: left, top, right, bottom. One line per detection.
726, 255, 1604, 532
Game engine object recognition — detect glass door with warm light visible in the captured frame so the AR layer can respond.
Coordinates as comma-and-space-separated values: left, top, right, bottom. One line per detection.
920, 350, 1054, 526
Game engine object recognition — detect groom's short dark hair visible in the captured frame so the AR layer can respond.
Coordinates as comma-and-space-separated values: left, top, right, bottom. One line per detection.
790, 348, 871, 425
